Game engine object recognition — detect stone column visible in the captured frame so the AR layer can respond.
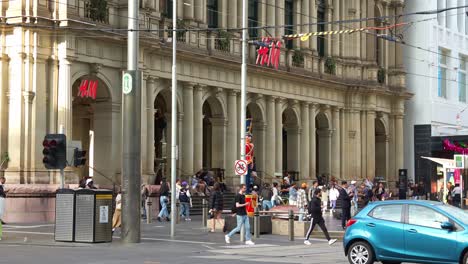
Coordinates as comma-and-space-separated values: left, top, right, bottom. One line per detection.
366, 111, 376, 179
310, 1, 317, 52
275, 98, 283, 174
301, 0, 310, 50
447, 0, 457, 30
286, 126, 300, 172
276, 0, 285, 38
265, 96, 276, 177
228, 0, 237, 28
395, 114, 404, 174
184, 0, 194, 20
300, 103, 310, 178
210, 118, 226, 169
332, 0, 340, 56
293, 0, 301, 48
146, 77, 156, 176
360, 111, 367, 179
395, 4, 404, 68
252, 122, 266, 175
267, 0, 276, 35
182, 83, 194, 175
360, 0, 367, 61
0, 54, 8, 166
438, 0, 446, 27
226, 91, 238, 184
331, 107, 340, 179
366, 0, 375, 61
194, 0, 204, 22
58, 57, 72, 141
177, 0, 184, 19
219, 0, 228, 28
193, 85, 203, 172
237, 0, 243, 32
309, 103, 317, 179
340, 108, 346, 179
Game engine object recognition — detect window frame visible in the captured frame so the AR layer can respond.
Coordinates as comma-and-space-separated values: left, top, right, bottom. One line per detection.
317, 0, 326, 57
284, 0, 294, 50
405, 204, 451, 230
368, 204, 405, 223
207, 0, 218, 29
438, 48, 449, 98
458, 56, 467, 102
248, 0, 258, 39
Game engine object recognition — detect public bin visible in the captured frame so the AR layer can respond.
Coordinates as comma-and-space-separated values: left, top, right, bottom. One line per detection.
55, 189, 76, 242
74, 189, 113, 243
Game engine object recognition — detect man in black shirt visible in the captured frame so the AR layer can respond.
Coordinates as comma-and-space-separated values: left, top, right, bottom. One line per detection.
338, 181, 352, 230
225, 184, 255, 245
304, 189, 337, 246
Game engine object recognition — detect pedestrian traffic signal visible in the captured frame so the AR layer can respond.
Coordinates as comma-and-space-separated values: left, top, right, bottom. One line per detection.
73, 148, 87, 167
42, 134, 67, 169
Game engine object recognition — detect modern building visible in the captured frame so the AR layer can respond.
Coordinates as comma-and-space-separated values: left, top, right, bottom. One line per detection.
404, 0, 468, 196
0, 0, 408, 222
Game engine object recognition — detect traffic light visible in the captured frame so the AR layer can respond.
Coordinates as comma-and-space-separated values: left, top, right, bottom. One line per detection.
42, 134, 66, 169
73, 148, 87, 167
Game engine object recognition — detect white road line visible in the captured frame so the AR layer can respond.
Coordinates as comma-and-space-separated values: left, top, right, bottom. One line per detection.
140, 237, 217, 245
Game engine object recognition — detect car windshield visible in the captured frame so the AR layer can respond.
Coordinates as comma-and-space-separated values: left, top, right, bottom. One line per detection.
436, 204, 468, 225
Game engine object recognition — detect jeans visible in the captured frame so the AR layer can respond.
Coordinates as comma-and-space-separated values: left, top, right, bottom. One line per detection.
158, 196, 169, 218
298, 208, 305, 222
331, 200, 337, 210
227, 215, 251, 241
262, 200, 272, 211
180, 202, 190, 218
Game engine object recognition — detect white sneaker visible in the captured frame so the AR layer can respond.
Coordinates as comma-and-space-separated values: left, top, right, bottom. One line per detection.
328, 239, 337, 245
245, 240, 255, 245
304, 240, 311, 245
224, 235, 230, 244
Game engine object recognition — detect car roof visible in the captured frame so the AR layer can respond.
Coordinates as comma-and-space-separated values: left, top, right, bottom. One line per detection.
369, 200, 444, 207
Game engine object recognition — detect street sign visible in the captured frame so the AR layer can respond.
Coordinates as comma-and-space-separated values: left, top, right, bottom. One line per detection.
454, 154, 464, 168
122, 73, 133, 95
235, 160, 248, 176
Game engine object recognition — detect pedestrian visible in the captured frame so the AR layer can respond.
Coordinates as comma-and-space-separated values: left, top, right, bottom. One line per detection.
320, 186, 329, 213
157, 177, 170, 222
209, 182, 224, 232
452, 183, 462, 208
288, 183, 298, 206
225, 184, 255, 245
260, 183, 273, 211
0, 176, 7, 238
297, 183, 308, 222
271, 182, 280, 207
141, 184, 148, 220
375, 182, 386, 201
304, 189, 337, 246
308, 181, 319, 202
329, 184, 339, 213
348, 180, 358, 216
178, 181, 192, 221
85, 178, 97, 189
338, 181, 352, 230
112, 191, 122, 232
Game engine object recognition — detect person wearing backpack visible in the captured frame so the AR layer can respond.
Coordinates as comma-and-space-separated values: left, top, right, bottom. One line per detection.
177, 181, 191, 221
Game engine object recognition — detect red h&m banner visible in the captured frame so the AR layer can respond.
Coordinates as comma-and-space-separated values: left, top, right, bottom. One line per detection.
255, 38, 281, 70
77, 79, 98, 99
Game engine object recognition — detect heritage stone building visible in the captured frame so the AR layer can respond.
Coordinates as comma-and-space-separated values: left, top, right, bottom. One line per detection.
0, 0, 408, 221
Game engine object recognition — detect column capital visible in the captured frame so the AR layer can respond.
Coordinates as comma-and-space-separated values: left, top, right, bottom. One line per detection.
267, 95, 277, 102
331, 106, 342, 112
22, 91, 36, 104
195, 84, 206, 92
317, 129, 333, 137
320, 104, 331, 111
178, 112, 184, 121
391, 113, 404, 119
183, 82, 197, 89
209, 117, 228, 126
301, 101, 310, 108
228, 89, 239, 96
275, 97, 286, 103
288, 99, 299, 107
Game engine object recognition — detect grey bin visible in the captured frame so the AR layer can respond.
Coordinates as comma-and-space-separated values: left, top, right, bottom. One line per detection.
74, 189, 113, 243
55, 189, 76, 242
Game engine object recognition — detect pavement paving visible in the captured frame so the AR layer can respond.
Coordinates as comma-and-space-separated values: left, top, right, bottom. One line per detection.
0, 214, 407, 264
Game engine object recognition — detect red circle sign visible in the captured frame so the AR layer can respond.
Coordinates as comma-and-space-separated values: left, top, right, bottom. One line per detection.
235, 160, 248, 175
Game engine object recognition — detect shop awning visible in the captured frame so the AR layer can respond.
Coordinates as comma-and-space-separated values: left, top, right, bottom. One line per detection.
421, 156, 455, 168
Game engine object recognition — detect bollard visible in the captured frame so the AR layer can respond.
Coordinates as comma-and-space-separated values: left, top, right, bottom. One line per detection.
288, 209, 294, 241
202, 198, 207, 228
146, 199, 153, 224
254, 207, 260, 238
176, 201, 180, 224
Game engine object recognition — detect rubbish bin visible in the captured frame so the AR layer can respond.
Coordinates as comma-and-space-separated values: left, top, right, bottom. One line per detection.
74, 189, 113, 243
55, 189, 76, 242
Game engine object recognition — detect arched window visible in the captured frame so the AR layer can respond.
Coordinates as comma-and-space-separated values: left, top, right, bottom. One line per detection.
317, 0, 326, 57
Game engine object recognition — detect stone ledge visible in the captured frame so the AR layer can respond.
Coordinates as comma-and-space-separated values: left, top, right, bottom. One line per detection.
5, 184, 64, 198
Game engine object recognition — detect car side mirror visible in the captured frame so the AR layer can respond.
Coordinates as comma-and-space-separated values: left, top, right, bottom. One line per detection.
441, 221, 454, 231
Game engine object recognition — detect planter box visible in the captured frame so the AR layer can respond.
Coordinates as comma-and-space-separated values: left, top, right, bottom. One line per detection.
223, 215, 272, 234
272, 219, 309, 237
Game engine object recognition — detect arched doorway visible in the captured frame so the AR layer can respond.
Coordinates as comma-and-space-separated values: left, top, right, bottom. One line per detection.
72, 76, 112, 183
316, 112, 331, 179
202, 96, 225, 170
282, 108, 300, 176
153, 93, 168, 184
375, 118, 387, 180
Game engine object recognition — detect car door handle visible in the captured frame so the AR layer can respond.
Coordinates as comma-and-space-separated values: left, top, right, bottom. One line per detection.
407, 229, 418, 233
366, 223, 376, 227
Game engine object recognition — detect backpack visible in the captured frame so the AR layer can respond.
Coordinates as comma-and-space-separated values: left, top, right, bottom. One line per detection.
179, 188, 190, 203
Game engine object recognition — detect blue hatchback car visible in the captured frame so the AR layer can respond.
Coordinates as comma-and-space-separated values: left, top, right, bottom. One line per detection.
343, 200, 468, 264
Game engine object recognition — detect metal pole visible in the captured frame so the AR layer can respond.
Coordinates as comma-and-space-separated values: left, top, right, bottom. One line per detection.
288, 209, 294, 241
170, 0, 178, 238
239, 0, 248, 243
254, 206, 260, 238
202, 198, 208, 228
60, 169, 64, 189
122, 0, 141, 243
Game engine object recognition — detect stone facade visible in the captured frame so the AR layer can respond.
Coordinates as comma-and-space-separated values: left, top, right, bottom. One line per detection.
0, 0, 408, 222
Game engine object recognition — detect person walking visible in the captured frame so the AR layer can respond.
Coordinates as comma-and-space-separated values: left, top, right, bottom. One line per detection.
304, 189, 337, 246
338, 181, 352, 230
320, 186, 329, 214
225, 184, 255, 245
209, 183, 224, 232
308, 181, 319, 202
288, 183, 298, 206
297, 183, 308, 222
329, 184, 339, 213
271, 182, 280, 207
260, 183, 273, 211
177, 181, 192, 221
157, 177, 170, 222
112, 191, 122, 232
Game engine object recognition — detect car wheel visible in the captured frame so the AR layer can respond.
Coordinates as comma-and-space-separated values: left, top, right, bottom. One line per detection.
347, 241, 374, 264
463, 251, 468, 264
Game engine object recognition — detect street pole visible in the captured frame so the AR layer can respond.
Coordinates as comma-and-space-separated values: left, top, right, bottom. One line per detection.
239, 0, 247, 243
170, 0, 177, 238
122, 0, 141, 243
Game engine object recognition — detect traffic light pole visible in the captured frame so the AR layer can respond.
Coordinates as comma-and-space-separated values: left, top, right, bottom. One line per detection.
60, 169, 64, 189
122, 0, 141, 243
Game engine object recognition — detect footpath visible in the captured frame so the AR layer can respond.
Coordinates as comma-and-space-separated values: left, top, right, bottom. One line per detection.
0, 214, 349, 264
